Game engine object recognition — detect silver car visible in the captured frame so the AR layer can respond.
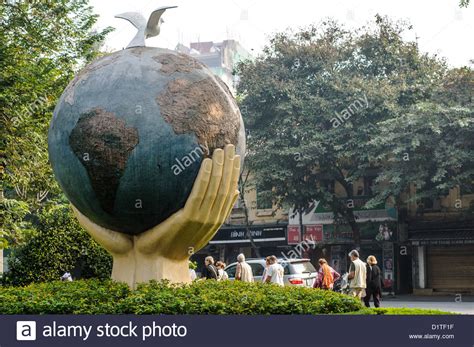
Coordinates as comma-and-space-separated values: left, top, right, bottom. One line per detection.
224, 258, 317, 287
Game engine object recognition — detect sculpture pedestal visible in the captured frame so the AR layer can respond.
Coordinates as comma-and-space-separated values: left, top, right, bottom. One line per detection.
111, 250, 191, 290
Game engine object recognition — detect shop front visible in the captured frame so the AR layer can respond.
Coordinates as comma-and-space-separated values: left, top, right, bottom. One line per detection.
410, 219, 474, 294
288, 199, 398, 291
193, 224, 289, 273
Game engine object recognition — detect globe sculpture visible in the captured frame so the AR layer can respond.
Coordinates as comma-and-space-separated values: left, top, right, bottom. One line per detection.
48, 7, 245, 287
48, 16, 245, 235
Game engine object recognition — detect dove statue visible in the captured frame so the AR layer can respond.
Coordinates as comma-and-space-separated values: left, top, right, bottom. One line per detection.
115, 6, 177, 48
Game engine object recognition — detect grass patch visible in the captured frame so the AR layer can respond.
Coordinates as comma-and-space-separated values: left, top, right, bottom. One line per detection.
345, 307, 455, 315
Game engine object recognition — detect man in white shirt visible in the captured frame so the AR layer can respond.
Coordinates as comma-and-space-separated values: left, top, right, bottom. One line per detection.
264, 255, 284, 286
347, 249, 367, 299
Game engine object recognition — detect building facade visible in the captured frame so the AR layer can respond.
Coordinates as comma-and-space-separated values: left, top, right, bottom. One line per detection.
176, 40, 252, 95
406, 186, 474, 294
287, 177, 399, 293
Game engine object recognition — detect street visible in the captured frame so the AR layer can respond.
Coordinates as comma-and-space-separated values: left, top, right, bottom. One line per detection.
379, 295, 474, 314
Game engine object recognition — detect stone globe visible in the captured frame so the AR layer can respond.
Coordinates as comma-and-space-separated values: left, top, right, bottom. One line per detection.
48, 47, 245, 234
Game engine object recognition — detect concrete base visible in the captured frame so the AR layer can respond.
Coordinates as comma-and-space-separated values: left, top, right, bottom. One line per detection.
111, 251, 191, 290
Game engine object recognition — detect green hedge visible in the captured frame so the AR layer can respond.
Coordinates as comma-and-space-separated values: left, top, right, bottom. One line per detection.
0, 279, 364, 314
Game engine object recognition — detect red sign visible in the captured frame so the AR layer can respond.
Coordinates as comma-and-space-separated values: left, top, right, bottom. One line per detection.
304, 225, 323, 242
287, 225, 301, 245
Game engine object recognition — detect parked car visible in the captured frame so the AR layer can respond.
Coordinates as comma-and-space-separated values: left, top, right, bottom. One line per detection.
224, 258, 317, 287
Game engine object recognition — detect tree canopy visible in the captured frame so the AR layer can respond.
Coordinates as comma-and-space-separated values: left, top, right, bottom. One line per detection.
0, 0, 112, 247
237, 16, 473, 244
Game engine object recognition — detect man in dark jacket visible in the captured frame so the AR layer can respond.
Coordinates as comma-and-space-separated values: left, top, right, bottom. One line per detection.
364, 255, 383, 307
202, 256, 219, 280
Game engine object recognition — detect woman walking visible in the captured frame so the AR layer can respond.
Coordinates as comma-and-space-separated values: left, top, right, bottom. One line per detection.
314, 258, 340, 290
215, 261, 228, 280
364, 255, 383, 308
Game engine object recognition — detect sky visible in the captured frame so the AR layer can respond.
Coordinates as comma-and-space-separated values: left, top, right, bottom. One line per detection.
90, 0, 474, 67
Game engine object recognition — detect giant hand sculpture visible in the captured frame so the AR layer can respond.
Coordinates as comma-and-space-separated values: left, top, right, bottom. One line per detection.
72, 145, 240, 289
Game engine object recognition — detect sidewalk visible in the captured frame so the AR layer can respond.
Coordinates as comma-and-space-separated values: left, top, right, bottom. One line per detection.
378, 294, 474, 314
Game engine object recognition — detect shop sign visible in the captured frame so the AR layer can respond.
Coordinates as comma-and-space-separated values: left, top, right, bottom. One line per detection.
287, 225, 301, 245
210, 225, 287, 244
304, 225, 323, 242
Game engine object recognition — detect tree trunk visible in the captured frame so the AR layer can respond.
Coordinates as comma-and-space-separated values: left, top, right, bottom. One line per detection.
242, 196, 261, 258
239, 170, 261, 258
298, 206, 304, 244
346, 209, 361, 249
336, 174, 361, 249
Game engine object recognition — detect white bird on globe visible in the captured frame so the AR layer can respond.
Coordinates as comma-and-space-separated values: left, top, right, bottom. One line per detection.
115, 6, 178, 48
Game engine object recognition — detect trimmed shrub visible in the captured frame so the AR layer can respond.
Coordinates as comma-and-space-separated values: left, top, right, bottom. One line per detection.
2, 205, 112, 286
0, 279, 364, 315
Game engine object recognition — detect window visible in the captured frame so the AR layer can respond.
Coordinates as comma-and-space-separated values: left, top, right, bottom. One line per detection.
363, 176, 376, 196
249, 263, 265, 277
256, 187, 272, 210
321, 180, 335, 193
280, 262, 291, 275
226, 265, 237, 279
288, 261, 317, 274
460, 181, 474, 195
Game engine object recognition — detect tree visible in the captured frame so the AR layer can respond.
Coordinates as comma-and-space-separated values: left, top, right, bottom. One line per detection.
236, 16, 469, 246
2, 204, 112, 286
367, 64, 473, 209
237, 167, 262, 258
369, 104, 473, 209
438, 66, 473, 107
0, 0, 113, 246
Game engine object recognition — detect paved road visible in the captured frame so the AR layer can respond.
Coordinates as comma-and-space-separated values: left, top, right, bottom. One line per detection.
374, 295, 474, 314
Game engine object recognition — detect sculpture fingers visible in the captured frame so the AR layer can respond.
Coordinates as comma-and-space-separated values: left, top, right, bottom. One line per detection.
200, 155, 240, 244
195, 192, 239, 252
161, 148, 234, 257
183, 158, 212, 215
209, 144, 234, 214
220, 153, 240, 218
204, 149, 237, 228
199, 148, 224, 212
71, 205, 133, 255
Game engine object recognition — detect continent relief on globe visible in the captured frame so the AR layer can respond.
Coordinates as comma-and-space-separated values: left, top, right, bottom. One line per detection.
49, 48, 245, 233
69, 108, 139, 214
155, 53, 241, 156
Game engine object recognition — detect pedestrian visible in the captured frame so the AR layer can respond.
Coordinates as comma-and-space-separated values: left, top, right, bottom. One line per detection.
313, 258, 340, 290
347, 250, 367, 299
262, 256, 271, 282
264, 255, 284, 286
202, 256, 219, 280
189, 261, 197, 281
235, 253, 254, 282
364, 255, 383, 308
215, 261, 229, 280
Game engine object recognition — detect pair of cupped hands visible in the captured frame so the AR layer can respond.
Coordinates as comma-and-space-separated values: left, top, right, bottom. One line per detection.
72, 144, 240, 287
